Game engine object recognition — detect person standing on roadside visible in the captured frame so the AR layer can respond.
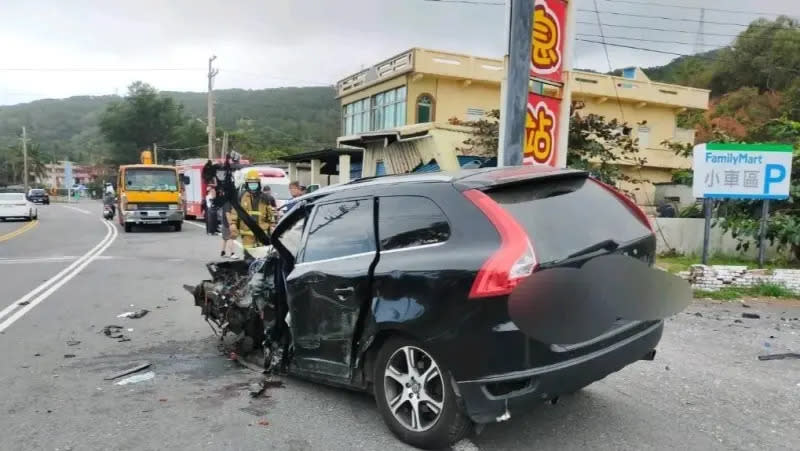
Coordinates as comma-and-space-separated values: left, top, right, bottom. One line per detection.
262, 185, 277, 209
283, 181, 304, 212
228, 170, 274, 250
219, 189, 235, 258
205, 185, 218, 235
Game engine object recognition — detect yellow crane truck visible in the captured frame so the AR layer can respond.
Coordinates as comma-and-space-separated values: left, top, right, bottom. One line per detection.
117, 150, 184, 233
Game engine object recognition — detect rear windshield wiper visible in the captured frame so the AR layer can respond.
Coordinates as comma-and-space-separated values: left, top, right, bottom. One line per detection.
566, 239, 620, 259
538, 239, 621, 269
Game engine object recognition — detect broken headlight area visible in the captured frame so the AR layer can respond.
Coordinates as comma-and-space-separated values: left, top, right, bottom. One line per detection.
184, 248, 291, 372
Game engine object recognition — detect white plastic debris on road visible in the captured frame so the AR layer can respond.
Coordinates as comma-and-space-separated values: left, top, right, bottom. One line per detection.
115, 371, 155, 385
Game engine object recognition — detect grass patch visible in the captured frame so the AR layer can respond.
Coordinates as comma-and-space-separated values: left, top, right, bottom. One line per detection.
693, 283, 798, 300
657, 253, 799, 274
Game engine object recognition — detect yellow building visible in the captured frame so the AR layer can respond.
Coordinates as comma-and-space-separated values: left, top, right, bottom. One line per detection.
336, 48, 710, 205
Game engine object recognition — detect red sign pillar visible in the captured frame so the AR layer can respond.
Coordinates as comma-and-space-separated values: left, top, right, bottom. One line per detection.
524, 0, 573, 168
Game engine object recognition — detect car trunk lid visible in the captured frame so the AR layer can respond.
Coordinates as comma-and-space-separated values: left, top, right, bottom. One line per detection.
480, 174, 690, 349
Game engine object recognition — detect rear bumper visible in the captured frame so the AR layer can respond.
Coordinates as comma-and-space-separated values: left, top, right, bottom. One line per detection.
123, 209, 184, 224
455, 321, 663, 424
0, 207, 31, 218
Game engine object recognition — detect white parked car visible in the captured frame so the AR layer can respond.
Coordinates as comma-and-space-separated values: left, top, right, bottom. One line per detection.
0, 192, 38, 221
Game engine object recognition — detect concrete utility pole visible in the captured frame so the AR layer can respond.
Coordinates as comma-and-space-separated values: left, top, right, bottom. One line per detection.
207, 55, 219, 160
21, 126, 29, 192
498, 0, 533, 167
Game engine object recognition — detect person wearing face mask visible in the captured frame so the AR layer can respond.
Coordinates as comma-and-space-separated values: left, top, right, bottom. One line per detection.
228, 169, 274, 250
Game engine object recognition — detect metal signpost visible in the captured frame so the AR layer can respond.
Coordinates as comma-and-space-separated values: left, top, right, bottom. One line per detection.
692, 143, 794, 267
499, 0, 574, 168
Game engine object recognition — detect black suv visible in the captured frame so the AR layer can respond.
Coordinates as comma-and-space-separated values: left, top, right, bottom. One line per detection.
27, 188, 49, 205
260, 166, 690, 449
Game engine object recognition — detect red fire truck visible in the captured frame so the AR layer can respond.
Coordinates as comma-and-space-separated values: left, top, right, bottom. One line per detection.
176, 158, 250, 220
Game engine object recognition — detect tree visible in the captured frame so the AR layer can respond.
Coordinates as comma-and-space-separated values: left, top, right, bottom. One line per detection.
99, 82, 186, 164
451, 103, 645, 187
0, 140, 47, 187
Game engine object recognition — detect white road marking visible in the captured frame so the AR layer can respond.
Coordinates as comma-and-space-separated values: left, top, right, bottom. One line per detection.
0, 255, 117, 265
59, 204, 91, 215
0, 219, 118, 332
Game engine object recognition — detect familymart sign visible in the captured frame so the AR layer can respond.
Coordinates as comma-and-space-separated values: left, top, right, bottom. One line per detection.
692, 143, 793, 200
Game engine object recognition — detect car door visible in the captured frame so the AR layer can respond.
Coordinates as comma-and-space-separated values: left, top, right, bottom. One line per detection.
286, 197, 377, 379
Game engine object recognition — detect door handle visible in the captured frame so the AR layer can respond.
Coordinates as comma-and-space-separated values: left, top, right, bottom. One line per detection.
334, 287, 355, 300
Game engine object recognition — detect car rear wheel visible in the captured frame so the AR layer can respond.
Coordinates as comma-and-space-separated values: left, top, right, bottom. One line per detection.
373, 338, 471, 450
173, 222, 182, 232
124, 224, 132, 233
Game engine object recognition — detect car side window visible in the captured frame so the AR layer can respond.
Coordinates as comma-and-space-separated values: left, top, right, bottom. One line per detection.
378, 196, 450, 251
301, 199, 375, 263
276, 210, 308, 259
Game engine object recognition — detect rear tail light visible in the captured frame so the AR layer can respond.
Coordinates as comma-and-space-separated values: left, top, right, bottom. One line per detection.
463, 189, 537, 299
590, 178, 654, 232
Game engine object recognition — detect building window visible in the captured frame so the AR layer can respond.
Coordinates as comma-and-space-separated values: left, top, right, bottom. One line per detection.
342, 98, 370, 135
637, 125, 650, 149
371, 86, 407, 130
416, 94, 435, 123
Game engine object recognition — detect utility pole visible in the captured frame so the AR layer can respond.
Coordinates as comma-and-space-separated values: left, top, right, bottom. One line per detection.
498, 0, 533, 167
153, 142, 158, 165
207, 55, 219, 160
21, 126, 29, 192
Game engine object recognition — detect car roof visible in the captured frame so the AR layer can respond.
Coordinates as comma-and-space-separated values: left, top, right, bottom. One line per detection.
298, 166, 585, 202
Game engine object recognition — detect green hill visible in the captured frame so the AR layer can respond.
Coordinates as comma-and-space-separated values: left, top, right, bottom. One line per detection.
0, 86, 340, 164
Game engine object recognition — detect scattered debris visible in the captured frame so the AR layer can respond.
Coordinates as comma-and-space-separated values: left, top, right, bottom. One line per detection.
102, 325, 131, 342
257, 419, 270, 427
770, 335, 776, 339
665, 365, 670, 371
63, 354, 76, 359
249, 377, 284, 398
105, 362, 151, 381
117, 309, 149, 319
18, 301, 30, 306
33, 353, 41, 357
734, 319, 743, 324
742, 303, 751, 308
167, 296, 178, 302
127, 328, 134, 332
758, 353, 800, 361
66, 339, 81, 346
742, 312, 761, 319
158, 398, 168, 402
694, 312, 703, 317
115, 371, 155, 385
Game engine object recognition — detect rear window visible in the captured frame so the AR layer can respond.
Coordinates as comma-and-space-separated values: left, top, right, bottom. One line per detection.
486, 177, 651, 264
30, 189, 45, 195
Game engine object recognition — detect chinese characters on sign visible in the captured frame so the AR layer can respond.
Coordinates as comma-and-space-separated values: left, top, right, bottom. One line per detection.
693, 143, 793, 200
524, 0, 568, 167
530, 0, 565, 82
524, 95, 559, 166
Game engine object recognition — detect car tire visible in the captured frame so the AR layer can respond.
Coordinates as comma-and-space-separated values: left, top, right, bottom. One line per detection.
27, 211, 33, 221
174, 223, 182, 232
124, 224, 132, 233
373, 337, 472, 450
33, 211, 38, 220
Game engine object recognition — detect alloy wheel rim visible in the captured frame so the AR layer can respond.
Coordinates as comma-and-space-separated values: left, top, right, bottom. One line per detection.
384, 345, 445, 432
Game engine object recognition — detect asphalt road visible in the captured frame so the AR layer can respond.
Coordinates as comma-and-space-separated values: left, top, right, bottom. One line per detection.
1, 200, 798, 451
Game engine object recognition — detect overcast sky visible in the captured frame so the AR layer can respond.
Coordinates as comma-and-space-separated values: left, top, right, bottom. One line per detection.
1, 0, 799, 105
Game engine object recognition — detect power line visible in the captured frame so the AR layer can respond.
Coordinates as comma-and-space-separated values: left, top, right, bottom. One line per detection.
577, 38, 800, 75
576, 34, 723, 48
578, 9, 780, 28
576, 20, 800, 41
592, 0, 626, 122
599, 0, 800, 20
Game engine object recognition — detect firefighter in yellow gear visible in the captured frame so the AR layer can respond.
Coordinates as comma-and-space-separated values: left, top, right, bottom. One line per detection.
228, 169, 274, 249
